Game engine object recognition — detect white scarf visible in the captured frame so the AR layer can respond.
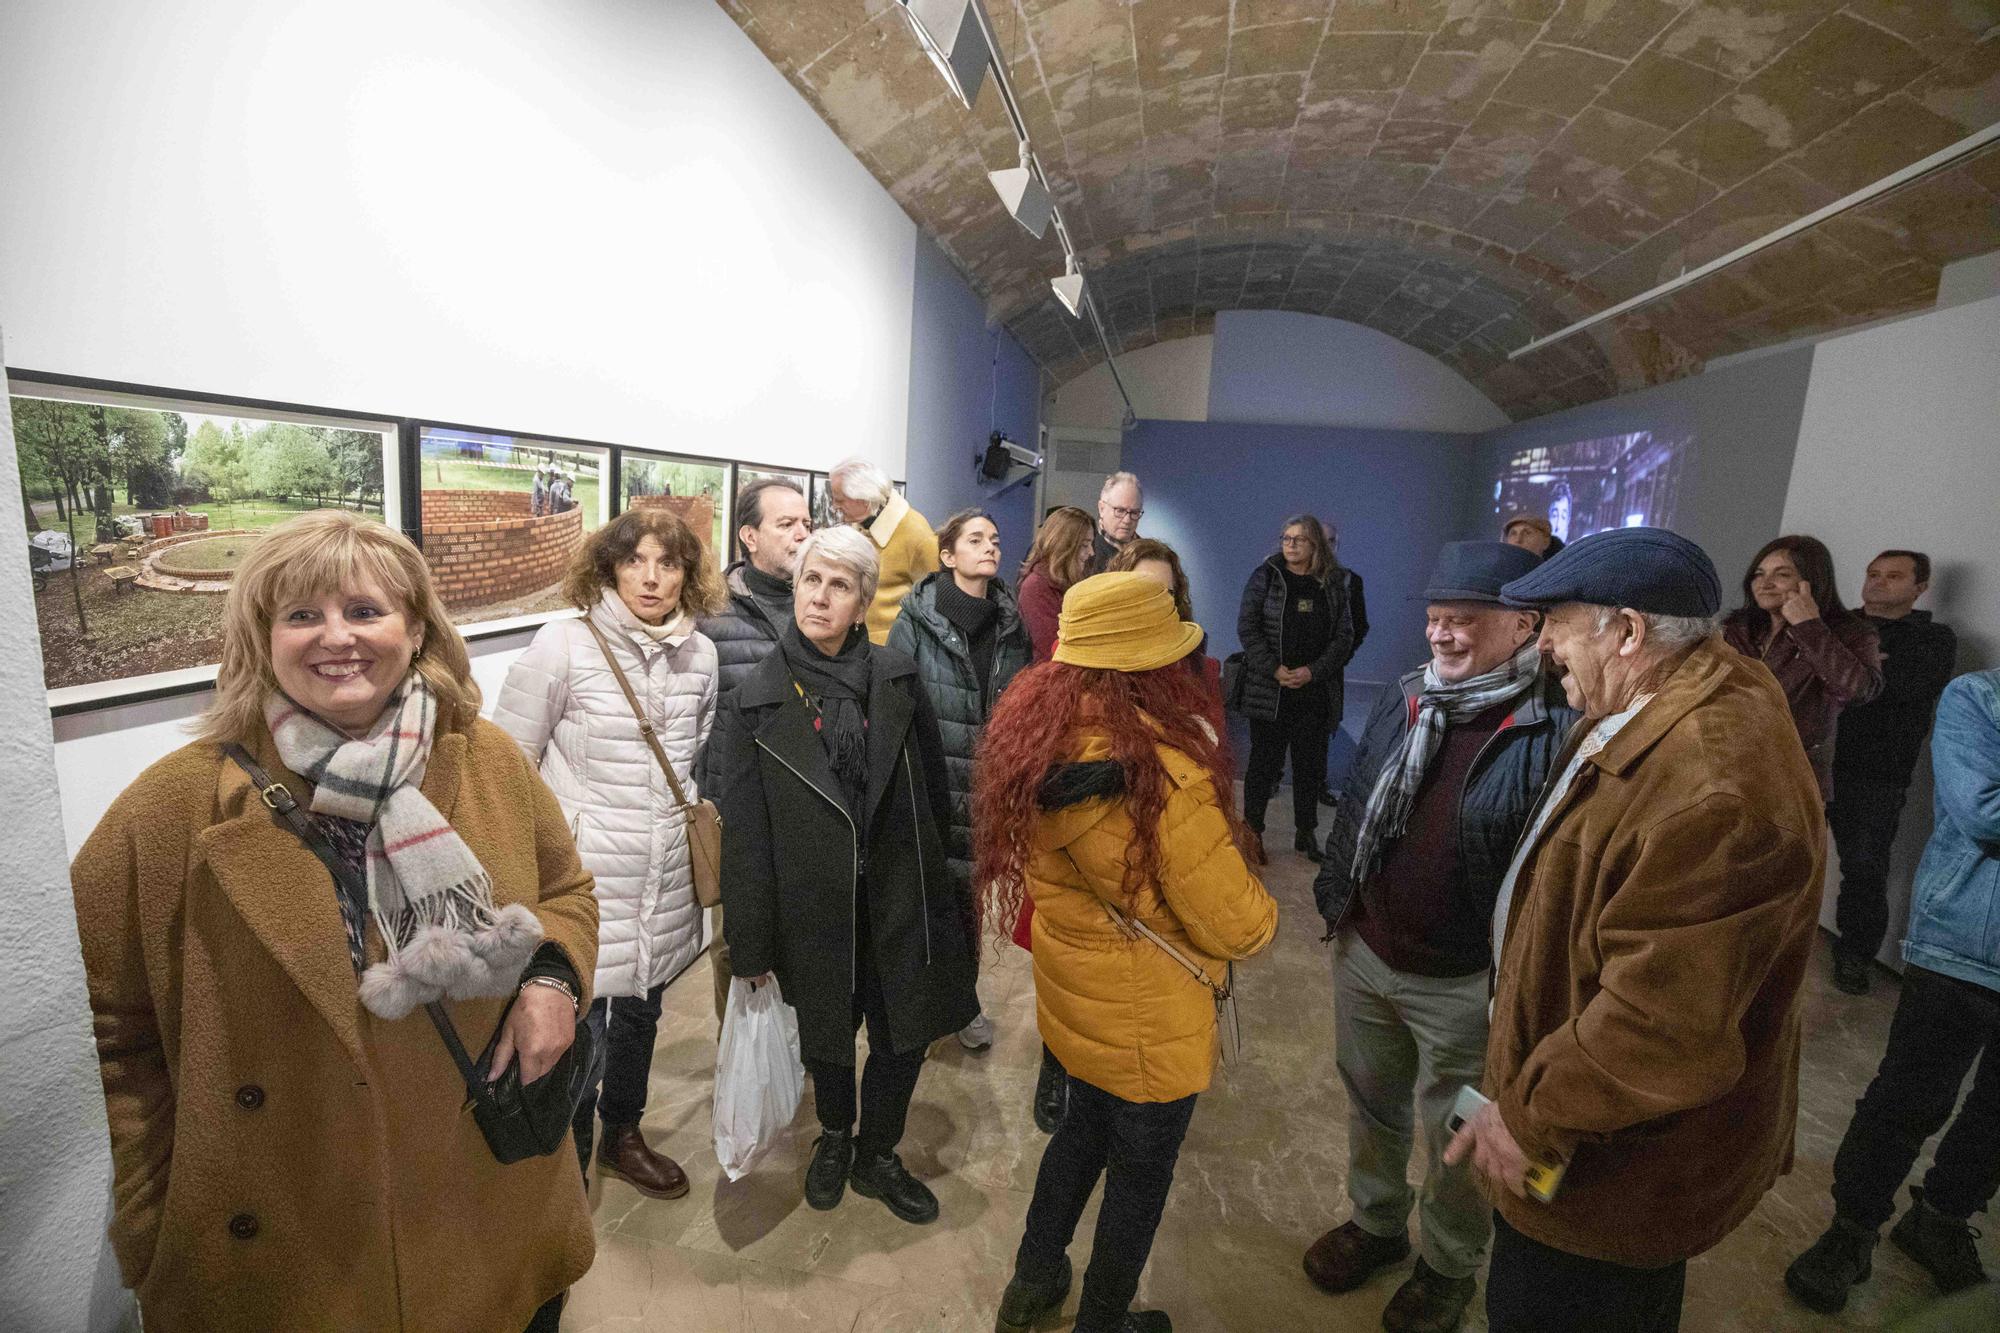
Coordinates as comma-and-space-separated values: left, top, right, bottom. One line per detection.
266, 677, 542, 1018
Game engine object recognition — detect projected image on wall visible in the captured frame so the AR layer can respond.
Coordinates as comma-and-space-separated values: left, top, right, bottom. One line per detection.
1490, 430, 1694, 543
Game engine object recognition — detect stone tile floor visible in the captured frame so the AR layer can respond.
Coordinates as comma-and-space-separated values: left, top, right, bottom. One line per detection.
564, 800, 1997, 1331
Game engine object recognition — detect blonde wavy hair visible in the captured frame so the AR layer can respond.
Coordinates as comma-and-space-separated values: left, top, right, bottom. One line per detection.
196, 510, 479, 744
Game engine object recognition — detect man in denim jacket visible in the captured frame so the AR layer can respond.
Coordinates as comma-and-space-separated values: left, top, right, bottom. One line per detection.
1786, 668, 2000, 1314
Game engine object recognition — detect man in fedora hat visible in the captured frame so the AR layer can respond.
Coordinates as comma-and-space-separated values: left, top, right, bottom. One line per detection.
1446, 527, 1823, 1333
1303, 541, 1575, 1333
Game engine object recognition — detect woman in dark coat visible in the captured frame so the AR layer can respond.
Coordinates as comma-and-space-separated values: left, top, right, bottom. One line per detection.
1722, 534, 1883, 802
888, 509, 1033, 1051
713, 523, 978, 1227
1236, 514, 1355, 865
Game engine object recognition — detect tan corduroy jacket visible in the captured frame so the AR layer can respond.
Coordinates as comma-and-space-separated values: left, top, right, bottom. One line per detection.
1485, 639, 1824, 1268
863, 489, 940, 645
70, 718, 599, 1332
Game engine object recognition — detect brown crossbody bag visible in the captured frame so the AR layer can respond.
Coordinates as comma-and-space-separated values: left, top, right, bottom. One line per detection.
582, 618, 723, 909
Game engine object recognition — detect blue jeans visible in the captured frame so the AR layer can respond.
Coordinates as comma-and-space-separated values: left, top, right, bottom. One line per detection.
1015, 1074, 1197, 1327
571, 981, 665, 1174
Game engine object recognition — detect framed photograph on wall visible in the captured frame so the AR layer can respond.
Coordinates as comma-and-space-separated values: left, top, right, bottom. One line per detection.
620, 448, 729, 555
414, 423, 608, 635
8, 372, 400, 713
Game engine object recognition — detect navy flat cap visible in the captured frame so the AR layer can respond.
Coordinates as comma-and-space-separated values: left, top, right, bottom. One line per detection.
1422, 541, 1543, 604
1499, 527, 1721, 617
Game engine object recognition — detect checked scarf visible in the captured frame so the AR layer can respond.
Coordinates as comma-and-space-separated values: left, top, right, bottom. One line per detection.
267, 675, 542, 1018
1348, 638, 1544, 883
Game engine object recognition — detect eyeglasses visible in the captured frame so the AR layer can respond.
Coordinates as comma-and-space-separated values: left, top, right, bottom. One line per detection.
1280, 535, 1312, 546
1105, 505, 1143, 521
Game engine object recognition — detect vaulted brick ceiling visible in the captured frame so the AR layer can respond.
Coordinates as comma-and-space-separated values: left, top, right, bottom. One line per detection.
722, 1, 2000, 420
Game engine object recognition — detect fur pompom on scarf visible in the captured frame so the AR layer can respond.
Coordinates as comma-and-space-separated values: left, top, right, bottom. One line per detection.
267, 678, 542, 1018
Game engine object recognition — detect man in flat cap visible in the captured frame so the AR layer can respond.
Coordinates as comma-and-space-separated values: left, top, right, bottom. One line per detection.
1445, 527, 1824, 1333
1303, 541, 1576, 1333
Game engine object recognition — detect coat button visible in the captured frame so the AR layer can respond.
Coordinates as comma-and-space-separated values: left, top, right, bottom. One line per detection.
235, 1084, 265, 1110
228, 1213, 259, 1240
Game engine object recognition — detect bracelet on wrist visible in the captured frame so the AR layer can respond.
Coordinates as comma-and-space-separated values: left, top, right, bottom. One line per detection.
520, 975, 580, 1011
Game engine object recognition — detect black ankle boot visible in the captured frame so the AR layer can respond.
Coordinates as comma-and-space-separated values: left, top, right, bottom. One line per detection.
995, 1254, 1071, 1332
1295, 830, 1325, 863
1891, 1187, 1988, 1293
804, 1129, 854, 1210
848, 1150, 939, 1224
1032, 1051, 1068, 1134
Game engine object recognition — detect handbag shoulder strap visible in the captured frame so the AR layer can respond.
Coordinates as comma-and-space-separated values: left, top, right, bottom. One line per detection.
582, 616, 698, 813
221, 743, 482, 1089
1100, 897, 1230, 1001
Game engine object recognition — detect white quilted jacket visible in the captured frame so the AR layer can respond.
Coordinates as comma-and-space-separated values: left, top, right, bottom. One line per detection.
493, 598, 719, 998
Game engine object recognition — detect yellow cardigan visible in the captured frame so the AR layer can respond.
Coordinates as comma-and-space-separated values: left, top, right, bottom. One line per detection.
864, 489, 939, 645
70, 718, 598, 1332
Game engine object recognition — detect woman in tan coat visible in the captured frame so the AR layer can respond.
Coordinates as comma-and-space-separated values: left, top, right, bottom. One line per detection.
70, 511, 598, 1333
974, 573, 1278, 1333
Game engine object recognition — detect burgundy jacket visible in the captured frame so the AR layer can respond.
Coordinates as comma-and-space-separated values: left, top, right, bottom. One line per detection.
1721, 609, 1883, 801
1019, 566, 1065, 664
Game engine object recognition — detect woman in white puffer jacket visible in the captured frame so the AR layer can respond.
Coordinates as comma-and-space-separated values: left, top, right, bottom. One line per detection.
494, 507, 722, 1202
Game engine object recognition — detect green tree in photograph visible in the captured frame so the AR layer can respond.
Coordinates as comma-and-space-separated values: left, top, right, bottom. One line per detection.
324, 429, 384, 510
107, 408, 178, 509
12, 398, 102, 524
249, 424, 337, 505
181, 419, 246, 501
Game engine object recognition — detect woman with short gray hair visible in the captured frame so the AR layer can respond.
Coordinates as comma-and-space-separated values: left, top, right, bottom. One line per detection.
710, 514, 977, 1226
827, 455, 938, 644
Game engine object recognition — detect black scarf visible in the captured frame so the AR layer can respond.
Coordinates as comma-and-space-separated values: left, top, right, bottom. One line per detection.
934, 575, 1000, 694
780, 620, 872, 817
742, 562, 794, 628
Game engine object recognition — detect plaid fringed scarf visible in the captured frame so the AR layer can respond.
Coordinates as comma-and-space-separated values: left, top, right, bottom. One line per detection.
267, 676, 542, 1019
1348, 638, 1544, 883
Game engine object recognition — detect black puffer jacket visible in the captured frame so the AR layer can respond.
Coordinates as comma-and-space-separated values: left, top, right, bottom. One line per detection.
886, 571, 1032, 886
693, 562, 788, 797
1235, 554, 1356, 724
1310, 665, 1577, 937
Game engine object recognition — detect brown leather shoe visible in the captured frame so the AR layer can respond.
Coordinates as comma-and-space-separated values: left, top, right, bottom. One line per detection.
1381, 1257, 1475, 1333
595, 1122, 689, 1199
1303, 1220, 1411, 1294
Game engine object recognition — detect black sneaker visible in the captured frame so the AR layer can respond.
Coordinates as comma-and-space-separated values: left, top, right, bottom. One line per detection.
1891, 1187, 1989, 1294
1295, 831, 1326, 864
848, 1150, 939, 1224
1784, 1216, 1877, 1313
995, 1254, 1071, 1332
1832, 951, 1872, 995
804, 1129, 854, 1211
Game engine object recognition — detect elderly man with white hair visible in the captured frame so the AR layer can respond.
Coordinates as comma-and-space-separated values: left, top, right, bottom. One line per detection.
1091, 470, 1144, 573
1444, 527, 1825, 1333
827, 456, 938, 645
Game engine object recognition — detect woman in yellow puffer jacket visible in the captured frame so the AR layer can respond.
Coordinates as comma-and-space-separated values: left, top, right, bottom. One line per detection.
975, 572, 1277, 1333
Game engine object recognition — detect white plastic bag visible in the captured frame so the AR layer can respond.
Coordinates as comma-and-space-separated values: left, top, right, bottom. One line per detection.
712, 976, 804, 1182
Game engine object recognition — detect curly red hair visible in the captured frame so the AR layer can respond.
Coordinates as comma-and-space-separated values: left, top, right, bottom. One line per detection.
972, 659, 1248, 940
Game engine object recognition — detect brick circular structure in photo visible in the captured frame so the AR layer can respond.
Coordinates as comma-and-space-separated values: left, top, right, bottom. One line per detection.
421, 490, 585, 607
627, 493, 717, 553
150, 532, 265, 582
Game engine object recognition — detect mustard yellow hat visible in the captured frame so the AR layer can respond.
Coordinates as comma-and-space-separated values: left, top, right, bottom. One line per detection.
1053, 572, 1204, 672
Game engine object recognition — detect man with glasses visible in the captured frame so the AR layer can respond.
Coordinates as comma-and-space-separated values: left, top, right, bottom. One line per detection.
1091, 471, 1144, 574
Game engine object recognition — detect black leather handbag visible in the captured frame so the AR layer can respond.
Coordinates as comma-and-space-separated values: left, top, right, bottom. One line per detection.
224, 744, 594, 1165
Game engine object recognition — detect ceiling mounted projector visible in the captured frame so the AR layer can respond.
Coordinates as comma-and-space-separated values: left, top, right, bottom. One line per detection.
978, 432, 1042, 482
897, 0, 989, 109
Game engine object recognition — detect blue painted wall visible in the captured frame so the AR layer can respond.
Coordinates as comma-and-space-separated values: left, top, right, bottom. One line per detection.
1122, 419, 1484, 722
903, 234, 1041, 577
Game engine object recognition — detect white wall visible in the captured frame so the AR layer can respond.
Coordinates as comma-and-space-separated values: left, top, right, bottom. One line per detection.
1782, 291, 2000, 963
0, 336, 130, 1332
1046, 336, 1214, 430
0, 0, 915, 475
1208, 310, 1508, 432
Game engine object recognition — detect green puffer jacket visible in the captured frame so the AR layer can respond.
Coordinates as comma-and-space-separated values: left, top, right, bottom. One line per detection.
886, 571, 1032, 887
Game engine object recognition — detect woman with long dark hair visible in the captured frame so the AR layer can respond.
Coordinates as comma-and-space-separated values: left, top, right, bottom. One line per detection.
977, 573, 1277, 1333
1236, 514, 1355, 865
1722, 534, 1883, 802
1017, 506, 1097, 661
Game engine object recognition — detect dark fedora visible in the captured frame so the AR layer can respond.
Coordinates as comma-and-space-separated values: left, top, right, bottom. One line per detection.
1421, 540, 1543, 604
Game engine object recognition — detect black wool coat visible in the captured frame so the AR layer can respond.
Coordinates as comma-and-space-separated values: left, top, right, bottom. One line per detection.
711, 643, 979, 1063
1235, 554, 1357, 724
693, 562, 787, 798
885, 571, 1033, 888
